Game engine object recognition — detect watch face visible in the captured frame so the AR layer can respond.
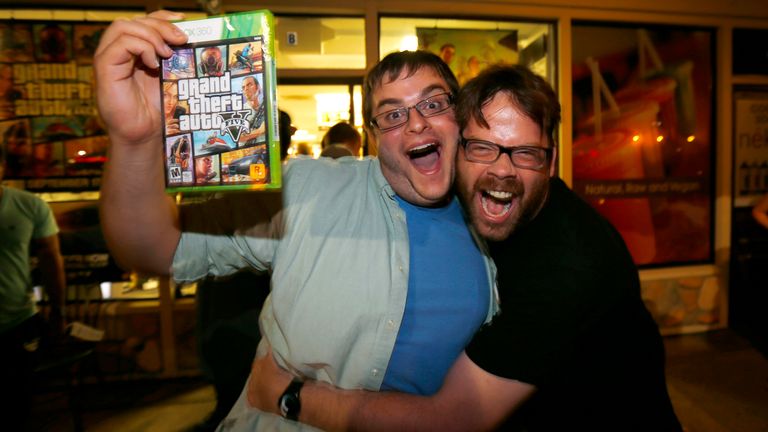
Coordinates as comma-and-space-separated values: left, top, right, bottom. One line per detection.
280, 393, 299, 417
279, 378, 303, 421
279, 391, 300, 420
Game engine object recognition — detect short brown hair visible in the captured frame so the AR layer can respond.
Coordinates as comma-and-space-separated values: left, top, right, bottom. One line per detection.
457, 64, 560, 148
363, 51, 459, 129
322, 122, 360, 148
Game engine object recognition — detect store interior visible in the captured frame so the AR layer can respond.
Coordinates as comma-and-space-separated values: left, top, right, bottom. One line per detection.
1, 0, 767, 430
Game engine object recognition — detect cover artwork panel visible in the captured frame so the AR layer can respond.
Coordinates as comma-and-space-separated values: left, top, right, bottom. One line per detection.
160, 11, 280, 192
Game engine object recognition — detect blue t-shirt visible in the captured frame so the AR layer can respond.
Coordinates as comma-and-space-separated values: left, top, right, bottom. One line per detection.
382, 196, 489, 395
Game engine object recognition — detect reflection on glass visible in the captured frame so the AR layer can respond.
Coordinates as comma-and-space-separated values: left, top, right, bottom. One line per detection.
380, 17, 553, 82
571, 24, 713, 266
275, 16, 365, 69
277, 84, 363, 158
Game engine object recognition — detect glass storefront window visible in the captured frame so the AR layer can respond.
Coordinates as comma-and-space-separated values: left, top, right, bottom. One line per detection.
277, 84, 363, 157
571, 23, 714, 266
0, 9, 205, 21
275, 16, 365, 69
379, 17, 554, 84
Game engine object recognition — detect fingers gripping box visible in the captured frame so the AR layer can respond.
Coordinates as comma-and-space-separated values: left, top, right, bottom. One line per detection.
160, 10, 281, 192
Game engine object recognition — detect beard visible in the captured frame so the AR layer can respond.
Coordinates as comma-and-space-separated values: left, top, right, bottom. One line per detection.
457, 170, 549, 242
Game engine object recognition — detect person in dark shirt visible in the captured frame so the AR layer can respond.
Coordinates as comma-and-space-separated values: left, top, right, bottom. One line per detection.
191, 111, 294, 431
245, 64, 682, 432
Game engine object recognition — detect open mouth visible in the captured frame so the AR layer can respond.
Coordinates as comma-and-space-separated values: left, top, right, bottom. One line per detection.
407, 142, 441, 173
481, 190, 514, 218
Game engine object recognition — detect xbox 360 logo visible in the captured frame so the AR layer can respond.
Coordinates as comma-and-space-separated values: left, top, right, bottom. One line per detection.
183, 26, 213, 37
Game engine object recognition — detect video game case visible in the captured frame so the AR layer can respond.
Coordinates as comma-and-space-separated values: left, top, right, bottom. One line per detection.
160, 10, 281, 193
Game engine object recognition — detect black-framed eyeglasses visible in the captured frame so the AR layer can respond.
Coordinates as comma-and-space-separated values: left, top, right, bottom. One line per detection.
462, 139, 553, 169
370, 92, 454, 131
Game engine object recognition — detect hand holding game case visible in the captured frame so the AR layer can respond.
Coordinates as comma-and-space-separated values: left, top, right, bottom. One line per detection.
159, 10, 280, 192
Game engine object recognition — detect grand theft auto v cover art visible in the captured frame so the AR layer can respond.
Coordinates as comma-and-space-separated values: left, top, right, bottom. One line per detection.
159, 11, 281, 193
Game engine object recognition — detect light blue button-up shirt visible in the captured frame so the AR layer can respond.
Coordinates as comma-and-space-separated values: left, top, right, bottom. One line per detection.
173, 157, 498, 431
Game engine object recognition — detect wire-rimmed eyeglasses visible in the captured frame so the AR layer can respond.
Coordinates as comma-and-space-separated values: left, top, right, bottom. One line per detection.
370, 92, 454, 131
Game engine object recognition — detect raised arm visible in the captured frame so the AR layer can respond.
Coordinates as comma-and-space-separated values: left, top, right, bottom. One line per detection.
247, 351, 535, 431
94, 11, 188, 275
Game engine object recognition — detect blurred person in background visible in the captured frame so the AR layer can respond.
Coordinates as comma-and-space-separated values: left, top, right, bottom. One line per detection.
191, 110, 293, 431
0, 144, 66, 430
320, 122, 361, 159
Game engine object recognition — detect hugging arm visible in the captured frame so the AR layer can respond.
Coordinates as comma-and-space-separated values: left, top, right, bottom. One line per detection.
248, 350, 535, 431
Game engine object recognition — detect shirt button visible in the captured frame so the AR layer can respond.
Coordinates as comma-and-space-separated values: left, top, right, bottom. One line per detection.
371, 368, 380, 377
398, 265, 404, 273
386, 319, 395, 329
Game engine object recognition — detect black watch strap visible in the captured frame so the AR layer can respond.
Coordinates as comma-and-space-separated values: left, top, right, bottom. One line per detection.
278, 377, 304, 421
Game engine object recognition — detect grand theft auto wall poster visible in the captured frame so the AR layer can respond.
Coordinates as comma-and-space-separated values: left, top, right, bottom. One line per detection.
0, 20, 108, 192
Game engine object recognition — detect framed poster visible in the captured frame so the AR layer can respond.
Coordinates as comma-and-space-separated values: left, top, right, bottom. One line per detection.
571, 23, 714, 266
733, 91, 768, 207
0, 19, 108, 192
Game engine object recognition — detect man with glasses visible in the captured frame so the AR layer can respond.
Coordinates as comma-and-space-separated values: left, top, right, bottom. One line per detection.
94, 11, 496, 431
246, 65, 682, 431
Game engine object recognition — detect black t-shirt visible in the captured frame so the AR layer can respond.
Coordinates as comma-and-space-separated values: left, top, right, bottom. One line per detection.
466, 178, 682, 431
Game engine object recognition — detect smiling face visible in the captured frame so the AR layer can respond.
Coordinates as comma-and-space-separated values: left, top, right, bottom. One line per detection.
370, 67, 459, 207
456, 92, 556, 241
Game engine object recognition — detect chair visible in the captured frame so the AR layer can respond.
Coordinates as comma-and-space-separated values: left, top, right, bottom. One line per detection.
34, 338, 95, 432
33, 285, 105, 431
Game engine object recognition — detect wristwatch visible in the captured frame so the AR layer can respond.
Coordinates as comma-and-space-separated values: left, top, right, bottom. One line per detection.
278, 377, 304, 421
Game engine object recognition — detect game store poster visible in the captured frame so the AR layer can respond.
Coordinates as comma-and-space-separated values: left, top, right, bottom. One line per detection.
0, 20, 107, 191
